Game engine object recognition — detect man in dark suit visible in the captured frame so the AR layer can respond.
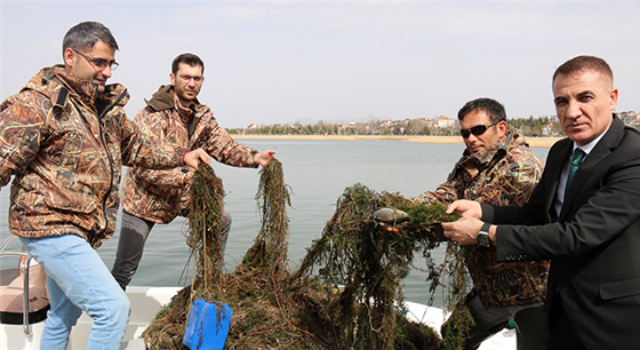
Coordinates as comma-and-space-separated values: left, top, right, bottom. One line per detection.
441, 55, 640, 349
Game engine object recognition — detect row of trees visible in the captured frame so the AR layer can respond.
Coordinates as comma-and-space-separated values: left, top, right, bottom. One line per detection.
507, 116, 563, 137
226, 116, 563, 137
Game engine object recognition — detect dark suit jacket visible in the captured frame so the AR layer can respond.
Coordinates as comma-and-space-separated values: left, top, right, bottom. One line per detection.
481, 116, 640, 349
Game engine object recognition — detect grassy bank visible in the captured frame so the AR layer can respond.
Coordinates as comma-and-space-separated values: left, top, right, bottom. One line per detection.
232, 134, 562, 149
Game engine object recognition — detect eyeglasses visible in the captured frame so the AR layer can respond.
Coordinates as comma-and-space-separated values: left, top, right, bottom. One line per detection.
177, 74, 205, 84
460, 121, 499, 138
73, 49, 119, 71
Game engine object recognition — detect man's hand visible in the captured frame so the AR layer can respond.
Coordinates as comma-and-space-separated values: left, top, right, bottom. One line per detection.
441, 216, 484, 245
255, 150, 276, 166
183, 148, 209, 168
446, 199, 482, 219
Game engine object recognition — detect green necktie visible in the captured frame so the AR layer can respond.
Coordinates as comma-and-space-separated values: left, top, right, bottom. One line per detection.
566, 149, 586, 188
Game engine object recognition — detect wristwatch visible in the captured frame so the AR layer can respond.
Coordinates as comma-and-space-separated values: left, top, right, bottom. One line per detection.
477, 222, 491, 247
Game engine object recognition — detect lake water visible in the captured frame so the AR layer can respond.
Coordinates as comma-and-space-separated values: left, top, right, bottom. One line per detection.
0, 139, 549, 307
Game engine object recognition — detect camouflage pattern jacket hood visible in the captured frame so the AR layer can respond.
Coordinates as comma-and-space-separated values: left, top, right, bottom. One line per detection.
120, 85, 258, 224
0, 67, 187, 248
413, 129, 549, 308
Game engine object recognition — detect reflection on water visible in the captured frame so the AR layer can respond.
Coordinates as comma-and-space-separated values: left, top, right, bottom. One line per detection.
0, 140, 549, 306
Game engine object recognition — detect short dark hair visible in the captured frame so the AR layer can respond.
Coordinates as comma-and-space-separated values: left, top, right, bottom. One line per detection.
172, 53, 205, 75
552, 55, 613, 86
62, 21, 119, 53
457, 98, 506, 123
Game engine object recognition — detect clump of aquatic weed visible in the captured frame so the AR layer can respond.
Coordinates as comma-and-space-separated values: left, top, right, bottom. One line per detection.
294, 184, 470, 350
142, 162, 227, 350
143, 160, 470, 349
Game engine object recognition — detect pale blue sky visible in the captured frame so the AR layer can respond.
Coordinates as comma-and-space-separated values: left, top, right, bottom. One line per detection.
2, 1, 639, 128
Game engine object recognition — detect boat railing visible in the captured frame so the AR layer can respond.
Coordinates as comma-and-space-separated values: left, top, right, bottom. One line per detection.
0, 235, 33, 336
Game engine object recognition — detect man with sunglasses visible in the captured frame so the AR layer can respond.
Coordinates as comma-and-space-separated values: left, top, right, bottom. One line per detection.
444, 56, 640, 350
0, 22, 210, 349
399, 98, 548, 349
111, 53, 275, 290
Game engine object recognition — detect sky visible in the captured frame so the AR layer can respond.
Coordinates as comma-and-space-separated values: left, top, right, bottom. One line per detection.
2, 1, 639, 129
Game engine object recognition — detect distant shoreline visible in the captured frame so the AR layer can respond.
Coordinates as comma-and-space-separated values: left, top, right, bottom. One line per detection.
232, 134, 562, 149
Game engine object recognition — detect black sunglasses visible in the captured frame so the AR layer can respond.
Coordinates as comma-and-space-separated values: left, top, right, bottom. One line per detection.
460, 121, 499, 138
72, 49, 119, 71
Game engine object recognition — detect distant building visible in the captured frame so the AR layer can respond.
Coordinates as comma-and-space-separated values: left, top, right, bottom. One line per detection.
542, 124, 554, 137
434, 115, 455, 128
619, 111, 639, 127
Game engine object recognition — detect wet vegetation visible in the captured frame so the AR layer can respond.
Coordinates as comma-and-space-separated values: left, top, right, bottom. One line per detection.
143, 160, 473, 349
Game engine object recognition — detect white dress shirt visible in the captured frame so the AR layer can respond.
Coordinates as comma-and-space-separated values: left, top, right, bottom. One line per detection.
554, 130, 609, 217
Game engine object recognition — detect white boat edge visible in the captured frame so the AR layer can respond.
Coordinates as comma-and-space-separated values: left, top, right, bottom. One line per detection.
2, 285, 515, 350
1, 286, 181, 350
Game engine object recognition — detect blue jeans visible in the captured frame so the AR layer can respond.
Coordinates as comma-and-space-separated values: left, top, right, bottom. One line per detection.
19, 235, 130, 350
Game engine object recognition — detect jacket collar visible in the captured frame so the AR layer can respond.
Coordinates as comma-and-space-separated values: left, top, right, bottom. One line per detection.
24, 66, 128, 111
447, 128, 527, 181
559, 114, 621, 220
144, 84, 209, 139
144, 84, 201, 112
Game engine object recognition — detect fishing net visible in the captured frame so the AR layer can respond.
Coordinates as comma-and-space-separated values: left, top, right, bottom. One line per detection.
142, 159, 471, 349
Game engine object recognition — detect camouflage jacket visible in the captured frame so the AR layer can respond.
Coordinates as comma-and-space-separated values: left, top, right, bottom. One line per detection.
414, 129, 549, 309
120, 85, 258, 224
0, 67, 187, 248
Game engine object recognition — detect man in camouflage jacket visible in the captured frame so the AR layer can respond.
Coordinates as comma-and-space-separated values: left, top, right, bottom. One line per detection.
413, 98, 549, 350
111, 53, 275, 290
0, 22, 208, 350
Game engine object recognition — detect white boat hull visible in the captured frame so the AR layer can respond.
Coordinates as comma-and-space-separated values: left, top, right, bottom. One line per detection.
2, 286, 515, 350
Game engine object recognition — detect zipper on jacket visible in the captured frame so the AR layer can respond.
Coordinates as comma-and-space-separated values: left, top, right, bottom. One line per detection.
95, 88, 128, 236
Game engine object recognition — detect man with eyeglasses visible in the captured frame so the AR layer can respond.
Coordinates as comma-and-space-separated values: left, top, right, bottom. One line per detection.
0, 22, 210, 349
380, 98, 548, 349
111, 53, 275, 290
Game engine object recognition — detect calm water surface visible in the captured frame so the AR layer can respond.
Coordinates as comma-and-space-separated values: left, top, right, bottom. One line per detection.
0, 140, 549, 307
